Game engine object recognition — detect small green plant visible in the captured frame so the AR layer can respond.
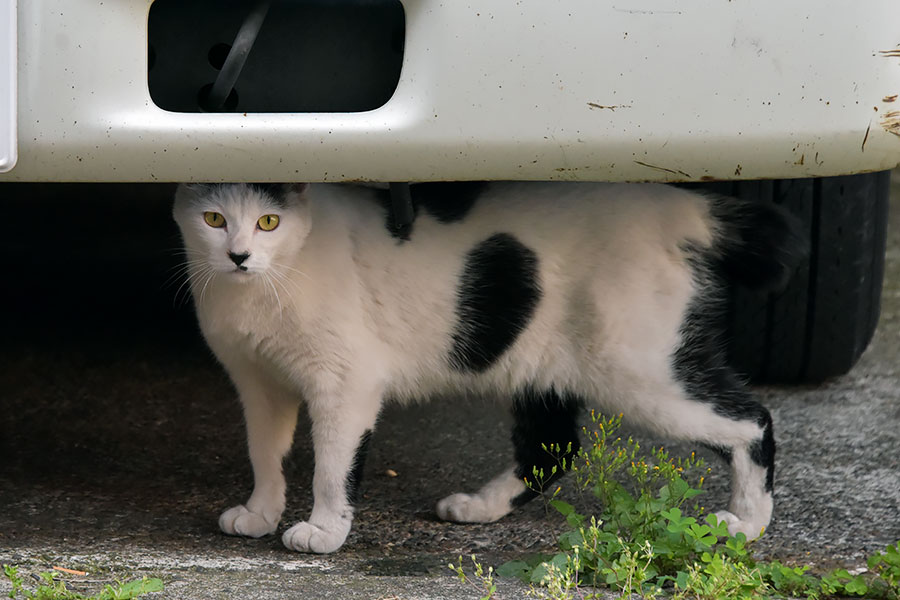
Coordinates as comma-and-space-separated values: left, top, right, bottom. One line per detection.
670, 550, 770, 599
450, 555, 498, 600
458, 411, 900, 600
3, 565, 163, 600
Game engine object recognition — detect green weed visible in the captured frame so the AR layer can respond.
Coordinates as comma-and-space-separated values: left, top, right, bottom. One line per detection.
3, 565, 162, 600
449, 555, 497, 600
451, 411, 900, 600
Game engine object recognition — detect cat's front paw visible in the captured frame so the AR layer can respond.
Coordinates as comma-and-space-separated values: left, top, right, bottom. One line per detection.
219, 504, 279, 538
436, 492, 505, 523
713, 510, 767, 541
282, 520, 350, 554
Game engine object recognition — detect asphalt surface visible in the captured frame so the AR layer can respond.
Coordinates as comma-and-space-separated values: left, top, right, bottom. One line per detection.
1, 178, 899, 599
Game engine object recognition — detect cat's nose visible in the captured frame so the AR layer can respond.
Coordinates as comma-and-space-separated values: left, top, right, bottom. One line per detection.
228, 251, 250, 267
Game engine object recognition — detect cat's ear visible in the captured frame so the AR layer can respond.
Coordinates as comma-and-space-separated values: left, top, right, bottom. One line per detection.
286, 183, 311, 205
173, 184, 215, 220
289, 183, 310, 196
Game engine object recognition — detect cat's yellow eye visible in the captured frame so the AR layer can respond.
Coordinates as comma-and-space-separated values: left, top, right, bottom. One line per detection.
204, 211, 226, 228
257, 215, 280, 231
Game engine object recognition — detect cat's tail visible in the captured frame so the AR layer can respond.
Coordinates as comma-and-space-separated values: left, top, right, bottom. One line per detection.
710, 197, 808, 291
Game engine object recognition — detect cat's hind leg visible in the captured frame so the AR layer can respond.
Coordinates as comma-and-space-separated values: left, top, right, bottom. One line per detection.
436, 390, 581, 522
219, 367, 300, 538
625, 370, 775, 540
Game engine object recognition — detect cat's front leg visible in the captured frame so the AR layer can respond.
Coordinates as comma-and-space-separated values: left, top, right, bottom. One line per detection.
218, 367, 300, 538
282, 389, 381, 554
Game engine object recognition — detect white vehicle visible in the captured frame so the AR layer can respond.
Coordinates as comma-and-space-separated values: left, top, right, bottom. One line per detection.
2, 0, 899, 381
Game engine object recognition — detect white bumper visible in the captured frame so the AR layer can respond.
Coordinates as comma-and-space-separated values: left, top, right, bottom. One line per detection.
2, 0, 899, 182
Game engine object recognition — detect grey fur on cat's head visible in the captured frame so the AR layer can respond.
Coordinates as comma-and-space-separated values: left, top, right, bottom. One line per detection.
173, 183, 310, 279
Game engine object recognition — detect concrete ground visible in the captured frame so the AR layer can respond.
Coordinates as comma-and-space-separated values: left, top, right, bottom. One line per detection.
1, 178, 898, 599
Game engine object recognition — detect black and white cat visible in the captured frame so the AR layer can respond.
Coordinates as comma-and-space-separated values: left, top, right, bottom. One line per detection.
173, 181, 801, 554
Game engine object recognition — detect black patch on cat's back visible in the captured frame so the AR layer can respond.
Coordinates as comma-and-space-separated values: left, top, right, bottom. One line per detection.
412, 182, 486, 223
377, 182, 486, 240
450, 233, 541, 372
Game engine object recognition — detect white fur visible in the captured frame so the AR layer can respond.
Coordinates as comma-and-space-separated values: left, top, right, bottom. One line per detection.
436, 468, 528, 523
715, 448, 774, 539
173, 181, 773, 552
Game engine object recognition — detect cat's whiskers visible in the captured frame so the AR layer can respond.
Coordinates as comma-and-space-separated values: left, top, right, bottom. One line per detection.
272, 261, 312, 282
268, 268, 302, 318
172, 266, 201, 308
197, 267, 219, 309
169, 254, 206, 267
167, 248, 206, 266
261, 271, 285, 321
163, 259, 207, 292
171, 261, 215, 308
268, 265, 303, 297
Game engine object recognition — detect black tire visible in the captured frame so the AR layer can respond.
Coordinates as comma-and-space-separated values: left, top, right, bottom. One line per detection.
693, 171, 891, 384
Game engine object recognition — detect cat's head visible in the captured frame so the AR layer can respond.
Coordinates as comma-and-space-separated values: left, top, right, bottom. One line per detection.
173, 183, 312, 280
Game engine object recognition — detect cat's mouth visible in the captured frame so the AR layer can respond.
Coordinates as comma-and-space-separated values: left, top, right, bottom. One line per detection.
229, 266, 254, 278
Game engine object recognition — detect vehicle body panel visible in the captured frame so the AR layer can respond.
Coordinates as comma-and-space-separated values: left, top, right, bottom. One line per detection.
2, 0, 899, 182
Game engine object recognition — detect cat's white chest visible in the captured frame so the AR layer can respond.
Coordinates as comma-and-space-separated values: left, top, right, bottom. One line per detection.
197, 279, 306, 373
